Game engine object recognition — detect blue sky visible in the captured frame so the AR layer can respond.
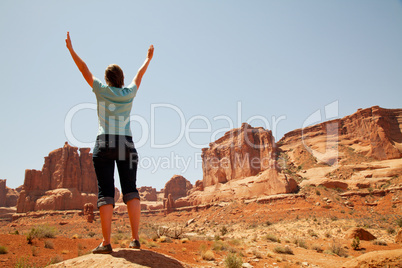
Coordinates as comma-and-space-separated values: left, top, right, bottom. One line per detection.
1, 0, 401, 191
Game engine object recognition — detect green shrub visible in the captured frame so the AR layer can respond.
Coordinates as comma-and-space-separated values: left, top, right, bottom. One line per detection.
201, 250, 215, 261
273, 246, 293, 255
15, 257, 34, 268
224, 253, 243, 268
293, 238, 308, 249
213, 240, 227, 251
387, 227, 396, 235
220, 226, 228, 236
44, 240, 54, 249
311, 244, 323, 252
265, 233, 280, 243
49, 255, 63, 264
0, 245, 8, 254
88, 231, 96, 237
351, 237, 360, 250
27, 224, 58, 243
328, 243, 348, 257
31, 246, 39, 256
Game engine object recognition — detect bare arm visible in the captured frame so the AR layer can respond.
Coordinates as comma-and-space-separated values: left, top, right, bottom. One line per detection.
65, 32, 94, 88
133, 45, 154, 89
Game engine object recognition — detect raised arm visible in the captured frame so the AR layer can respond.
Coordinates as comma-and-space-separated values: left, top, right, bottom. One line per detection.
65, 32, 94, 88
133, 45, 154, 89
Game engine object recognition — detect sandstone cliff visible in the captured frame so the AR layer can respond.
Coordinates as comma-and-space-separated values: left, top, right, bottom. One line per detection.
280, 106, 402, 163
176, 123, 298, 206
0, 180, 19, 207
278, 106, 402, 191
202, 123, 277, 187
17, 142, 98, 213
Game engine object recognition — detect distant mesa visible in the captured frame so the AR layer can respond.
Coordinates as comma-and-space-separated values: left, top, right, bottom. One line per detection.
16, 142, 98, 213
9, 105, 402, 214
0, 179, 19, 207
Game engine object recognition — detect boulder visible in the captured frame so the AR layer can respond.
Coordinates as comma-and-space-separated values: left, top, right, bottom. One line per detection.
47, 248, 185, 268
342, 248, 402, 268
163, 175, 192, 201
345, 227, 376, 241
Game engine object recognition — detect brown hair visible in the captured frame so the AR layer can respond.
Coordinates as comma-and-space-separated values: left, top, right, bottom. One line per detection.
105, 64, 124, 88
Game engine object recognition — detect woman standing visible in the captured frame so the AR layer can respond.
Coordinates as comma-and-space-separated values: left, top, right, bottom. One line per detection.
66, 32, 154, 254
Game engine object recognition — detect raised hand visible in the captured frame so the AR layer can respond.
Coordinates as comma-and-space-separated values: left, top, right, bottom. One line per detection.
65, 31, 73, 51
147, 45, 154, 60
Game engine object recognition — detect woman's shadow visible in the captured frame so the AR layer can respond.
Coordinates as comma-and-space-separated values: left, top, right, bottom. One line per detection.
110, 248, 187, 268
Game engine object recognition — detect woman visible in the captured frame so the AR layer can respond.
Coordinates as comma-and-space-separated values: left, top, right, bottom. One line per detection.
66, 32, 154, 254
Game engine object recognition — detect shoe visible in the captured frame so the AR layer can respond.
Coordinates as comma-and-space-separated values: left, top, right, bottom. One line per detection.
129, 239, 141, 249
92, 242, 113, 254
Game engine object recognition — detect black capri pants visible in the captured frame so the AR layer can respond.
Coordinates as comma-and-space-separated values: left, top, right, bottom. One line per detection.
92, 134, 140, 208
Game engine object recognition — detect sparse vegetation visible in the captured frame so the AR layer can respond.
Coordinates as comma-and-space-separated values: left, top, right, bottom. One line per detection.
265, 233, 280, 243
31, 246, 39, 256
27, 224, 58, 244
293, 238, 308, 249
387, 227, 396, 235
44, 240, 54, 249
49, 255, 63, 264
0, 245, 8, 254
372, 240, 387, 246
396, 218, 402, 228
273, 246, 293, 255
220, 226, 228, 236
88, 231, 96, 237
201, 249, 215, 261
307, 229, 318, 237
311, 244, 323, 252
327, 242, 348, 257
351, 237, 360, 250
224, 253, 243, 268
15, 257, 34, 268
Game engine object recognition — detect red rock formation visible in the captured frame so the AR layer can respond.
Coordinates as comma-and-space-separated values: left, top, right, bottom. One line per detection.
280, 106, 402, 161
165, 193, 175, 214
17, 142, 98, 213
202, 123, 277, 187
0, 180, 6, 207
345, 227, 376, 241
164, 175, 192, 201
175, 123, 297, 207
0, 180, 19, 207
138, 186, 157, 201
114, 188, 120, 203
83, 203, 94, 223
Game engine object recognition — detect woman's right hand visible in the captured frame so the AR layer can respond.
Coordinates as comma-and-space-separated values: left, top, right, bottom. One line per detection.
65, 32, 73, 51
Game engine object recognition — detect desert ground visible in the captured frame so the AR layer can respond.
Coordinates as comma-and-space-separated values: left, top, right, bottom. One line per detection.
1, 179, 401, 268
